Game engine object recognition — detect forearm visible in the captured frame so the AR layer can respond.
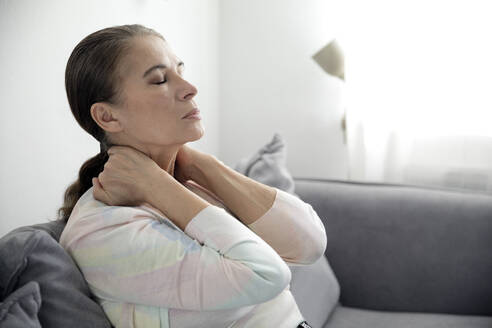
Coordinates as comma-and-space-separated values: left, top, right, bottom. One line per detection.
191, 156, 277, 225
146, 171, 210, 231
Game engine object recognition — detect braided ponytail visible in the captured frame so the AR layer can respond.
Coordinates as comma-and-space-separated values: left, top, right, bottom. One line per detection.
57, 151, 108, 223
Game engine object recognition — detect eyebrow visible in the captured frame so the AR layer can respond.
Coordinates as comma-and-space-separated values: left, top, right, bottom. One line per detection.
142, 61, 185, 78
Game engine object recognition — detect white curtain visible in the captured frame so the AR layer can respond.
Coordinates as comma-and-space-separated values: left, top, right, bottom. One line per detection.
331, 0, 492, 193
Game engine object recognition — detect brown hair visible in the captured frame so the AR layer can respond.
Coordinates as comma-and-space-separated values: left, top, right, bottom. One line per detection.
56, 24, 165, 223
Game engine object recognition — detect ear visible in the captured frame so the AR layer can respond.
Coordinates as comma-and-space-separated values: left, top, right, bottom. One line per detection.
90, 102, 123, 133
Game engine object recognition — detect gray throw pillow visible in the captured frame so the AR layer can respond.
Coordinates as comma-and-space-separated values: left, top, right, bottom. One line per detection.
234, 132, 299, 197
0, 281, 42, 328
0, 222, 112, 328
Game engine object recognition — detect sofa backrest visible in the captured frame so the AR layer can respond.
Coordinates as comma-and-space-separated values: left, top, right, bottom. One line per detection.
294, 177, 492, 316
0, 220, 113, 327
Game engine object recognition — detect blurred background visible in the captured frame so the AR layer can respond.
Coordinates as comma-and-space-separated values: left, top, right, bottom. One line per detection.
1, 0, 491, 235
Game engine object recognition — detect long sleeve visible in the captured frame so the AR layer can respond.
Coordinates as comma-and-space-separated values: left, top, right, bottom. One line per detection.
246, 187, 328, 266
59, 187, 292, 312
183, 181, 328, 267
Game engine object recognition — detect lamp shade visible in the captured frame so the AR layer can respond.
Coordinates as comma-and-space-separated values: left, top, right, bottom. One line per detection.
312, 39, 345, 81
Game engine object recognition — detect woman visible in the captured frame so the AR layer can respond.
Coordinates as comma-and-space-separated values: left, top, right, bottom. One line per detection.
58, 24, 325, 328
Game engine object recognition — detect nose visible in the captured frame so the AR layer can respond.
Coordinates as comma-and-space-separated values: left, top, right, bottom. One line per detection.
176, 74, 198, 101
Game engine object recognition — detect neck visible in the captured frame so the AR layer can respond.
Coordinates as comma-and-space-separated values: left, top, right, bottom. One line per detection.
107, 136, 180, 178
148, 147, 179, 178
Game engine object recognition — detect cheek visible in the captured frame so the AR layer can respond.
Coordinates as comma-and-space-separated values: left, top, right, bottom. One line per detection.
124, 96, 177, 140
127, 93, 171, 122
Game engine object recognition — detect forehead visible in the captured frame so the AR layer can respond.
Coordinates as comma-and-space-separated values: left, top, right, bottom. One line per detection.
119, 35, 180, 78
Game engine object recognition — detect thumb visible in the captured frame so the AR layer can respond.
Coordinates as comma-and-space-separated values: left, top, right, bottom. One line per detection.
92, 177, 110, 204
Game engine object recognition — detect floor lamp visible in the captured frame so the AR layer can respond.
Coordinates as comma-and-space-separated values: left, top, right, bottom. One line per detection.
312, 39, 351, 179
311, 39, 346, 143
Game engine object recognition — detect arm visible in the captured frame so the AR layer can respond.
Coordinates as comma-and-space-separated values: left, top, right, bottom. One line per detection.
188, 155, 277, 225
247, 188, 328, 265
186, 156, 277, 225
189, 156, 327, 265
144, 170, 211, 231
60, 196, 292, 311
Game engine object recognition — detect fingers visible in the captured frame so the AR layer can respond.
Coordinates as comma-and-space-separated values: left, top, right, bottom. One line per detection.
92, 177, 109, 204
107, 145, 148, 161
107, 146, 119, 156
107, 145, 137, 154
107, 145, 127, 157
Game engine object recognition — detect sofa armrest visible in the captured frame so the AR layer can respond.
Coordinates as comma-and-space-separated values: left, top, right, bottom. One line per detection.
294, 178, 492, 316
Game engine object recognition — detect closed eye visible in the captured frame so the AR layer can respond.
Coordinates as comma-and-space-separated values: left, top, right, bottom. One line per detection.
154, 70, 184, 85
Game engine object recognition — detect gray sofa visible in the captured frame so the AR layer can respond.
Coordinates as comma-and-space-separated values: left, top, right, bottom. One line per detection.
289, 177, 492, 328
2, 177, 492, 327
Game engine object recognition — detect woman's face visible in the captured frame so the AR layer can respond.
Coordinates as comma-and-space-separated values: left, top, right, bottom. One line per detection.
110, 35, 203, 149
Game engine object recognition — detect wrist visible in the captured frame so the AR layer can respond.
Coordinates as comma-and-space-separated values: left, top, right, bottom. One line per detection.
190, 154, 220, 190
145, 169, 174, 205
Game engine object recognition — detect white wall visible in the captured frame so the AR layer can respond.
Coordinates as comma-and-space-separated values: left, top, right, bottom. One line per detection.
218, 0, 348, 179
1, 0, 347, 236
0, 0, 220, 235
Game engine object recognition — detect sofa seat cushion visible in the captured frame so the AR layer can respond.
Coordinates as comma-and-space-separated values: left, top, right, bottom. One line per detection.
324, 306, 492, 328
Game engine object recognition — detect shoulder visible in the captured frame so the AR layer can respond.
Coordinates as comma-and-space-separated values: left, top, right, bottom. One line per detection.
60, 187, 168, 247
68, 186, 149, 222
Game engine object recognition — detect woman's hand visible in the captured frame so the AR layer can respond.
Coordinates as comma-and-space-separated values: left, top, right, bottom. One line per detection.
174, 144, 214, 185
92, 145, 166, 206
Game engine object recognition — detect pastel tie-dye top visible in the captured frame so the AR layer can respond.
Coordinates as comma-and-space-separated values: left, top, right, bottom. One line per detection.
59, 180, 327, 328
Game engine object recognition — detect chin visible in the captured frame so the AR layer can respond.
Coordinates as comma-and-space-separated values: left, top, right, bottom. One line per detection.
188, 127, 205, 142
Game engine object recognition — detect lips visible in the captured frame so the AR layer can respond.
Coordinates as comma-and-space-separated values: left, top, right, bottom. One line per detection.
183, 108, 200, 119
